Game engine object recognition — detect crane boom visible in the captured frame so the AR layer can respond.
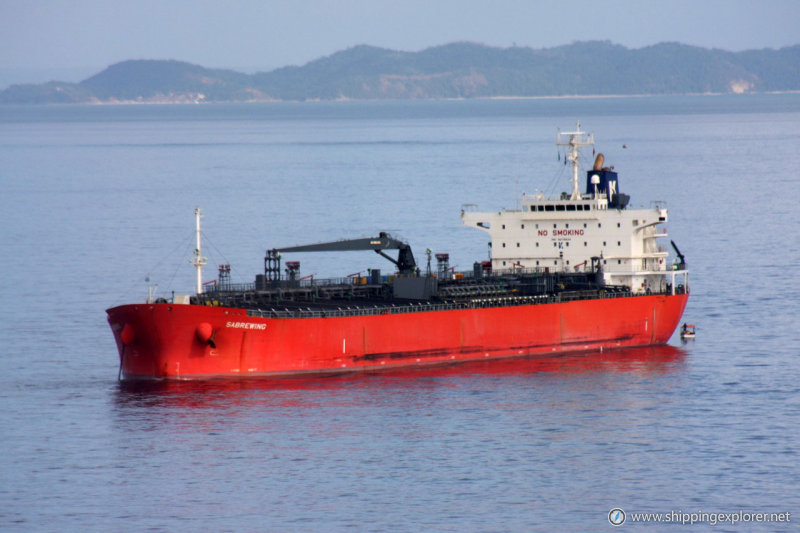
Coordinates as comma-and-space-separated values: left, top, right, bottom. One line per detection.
670, 240, 686, 270
276, 232, 417, 274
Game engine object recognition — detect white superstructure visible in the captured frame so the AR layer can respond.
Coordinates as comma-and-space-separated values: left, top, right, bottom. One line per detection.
462, 124, 687, 295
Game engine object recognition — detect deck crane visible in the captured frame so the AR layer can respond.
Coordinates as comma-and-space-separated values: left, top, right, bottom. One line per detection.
264, 232, 417, 281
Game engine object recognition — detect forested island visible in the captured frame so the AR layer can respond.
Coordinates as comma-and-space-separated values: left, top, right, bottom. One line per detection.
2, 41, 799, 104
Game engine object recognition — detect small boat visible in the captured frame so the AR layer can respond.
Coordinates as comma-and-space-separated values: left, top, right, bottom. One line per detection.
680, 323, 696, 340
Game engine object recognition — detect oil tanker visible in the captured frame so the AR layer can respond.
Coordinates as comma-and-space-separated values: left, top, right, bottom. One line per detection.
107, 125, 689, 380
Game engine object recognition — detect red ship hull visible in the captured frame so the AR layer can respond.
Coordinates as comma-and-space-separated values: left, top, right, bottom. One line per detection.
107, 293, 689, 380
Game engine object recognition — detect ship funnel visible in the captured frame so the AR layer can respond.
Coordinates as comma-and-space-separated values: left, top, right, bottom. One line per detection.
593, 153, 605, 171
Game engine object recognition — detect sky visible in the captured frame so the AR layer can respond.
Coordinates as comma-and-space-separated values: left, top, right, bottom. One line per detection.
1, 0, 799, 86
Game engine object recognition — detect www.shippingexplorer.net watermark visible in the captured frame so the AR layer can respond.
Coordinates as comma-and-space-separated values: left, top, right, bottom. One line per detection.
608, 508, 791, 527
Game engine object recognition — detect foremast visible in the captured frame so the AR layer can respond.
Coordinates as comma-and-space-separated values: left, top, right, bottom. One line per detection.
192, 207, 207, 295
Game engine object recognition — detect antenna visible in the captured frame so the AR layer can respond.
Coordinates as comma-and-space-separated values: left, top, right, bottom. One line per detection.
556, 122, 594, 200
425, 249, 432, 276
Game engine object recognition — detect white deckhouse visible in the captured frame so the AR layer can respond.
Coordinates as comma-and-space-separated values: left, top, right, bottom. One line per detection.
462, 124, 688, 295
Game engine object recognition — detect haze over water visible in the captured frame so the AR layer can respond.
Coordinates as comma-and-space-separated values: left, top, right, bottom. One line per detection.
1, 95, 798, 531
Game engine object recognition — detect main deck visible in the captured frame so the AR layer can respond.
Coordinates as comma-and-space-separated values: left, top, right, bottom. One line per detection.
192, 267, 687, 320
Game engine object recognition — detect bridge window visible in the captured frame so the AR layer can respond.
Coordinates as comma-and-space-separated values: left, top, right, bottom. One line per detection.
556, 205, 566, 211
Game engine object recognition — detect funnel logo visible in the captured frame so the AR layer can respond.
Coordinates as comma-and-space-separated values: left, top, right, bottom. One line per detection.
608, 508, 626, 526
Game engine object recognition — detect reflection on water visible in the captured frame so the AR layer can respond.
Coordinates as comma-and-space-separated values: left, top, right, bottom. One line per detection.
113, 344, 687, 410
102, 343, 697, 532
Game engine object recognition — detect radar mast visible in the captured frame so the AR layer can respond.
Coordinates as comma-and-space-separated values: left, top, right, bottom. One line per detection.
557, 122, 594, 200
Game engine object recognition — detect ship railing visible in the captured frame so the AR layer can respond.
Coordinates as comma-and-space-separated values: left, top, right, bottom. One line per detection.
245, 301, 476, 319
204, 276, 377, 294
243, 288, 659, 319
669, 270, 689, 295
207, 269, 688, 299
471, 265, 609, 277
468, 266, 552, 277
207, 266, 608, 295
299, 277, 365, 288
203, 282, 255, 293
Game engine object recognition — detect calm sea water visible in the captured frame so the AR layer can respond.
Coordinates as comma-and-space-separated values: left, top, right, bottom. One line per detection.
1, 95, 799, 531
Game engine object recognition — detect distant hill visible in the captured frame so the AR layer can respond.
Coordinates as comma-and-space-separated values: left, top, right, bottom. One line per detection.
3, 41, 800, 104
